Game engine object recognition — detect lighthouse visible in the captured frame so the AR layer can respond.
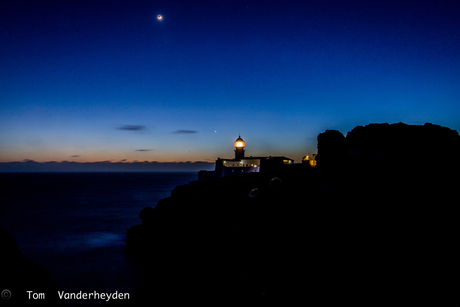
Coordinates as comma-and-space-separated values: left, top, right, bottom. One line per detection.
198, 134, 294, 180
234, 135, 245, 159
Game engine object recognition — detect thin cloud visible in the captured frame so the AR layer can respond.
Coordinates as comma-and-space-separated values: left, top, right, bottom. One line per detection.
117, 125, 146, 131
70, 155, 80, 158
173, 130, 197, 134
135, 149, 153, 152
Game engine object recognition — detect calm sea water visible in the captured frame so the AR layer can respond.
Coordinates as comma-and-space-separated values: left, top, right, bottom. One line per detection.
0, 172, 197, 305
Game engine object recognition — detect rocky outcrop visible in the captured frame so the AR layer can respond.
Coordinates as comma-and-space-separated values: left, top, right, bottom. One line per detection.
315, 122, 460, 305
316, 122, 460, 210
126, 167, 319, 305
0, 228, 61, 306
127, 122, 460, 306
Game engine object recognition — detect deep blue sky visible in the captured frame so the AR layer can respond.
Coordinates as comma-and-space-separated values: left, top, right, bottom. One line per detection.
1, 0, 459, 164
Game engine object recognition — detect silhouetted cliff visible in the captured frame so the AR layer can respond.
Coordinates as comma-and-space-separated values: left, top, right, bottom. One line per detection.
317, 122, 460, 212
316, 122, 460, 305
127, 122, 459, 306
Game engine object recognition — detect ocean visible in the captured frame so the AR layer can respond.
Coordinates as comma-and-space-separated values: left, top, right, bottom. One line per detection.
0, 172, 197, 305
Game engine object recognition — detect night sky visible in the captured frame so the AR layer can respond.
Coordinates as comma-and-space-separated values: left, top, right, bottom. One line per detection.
1, 0, 459, 165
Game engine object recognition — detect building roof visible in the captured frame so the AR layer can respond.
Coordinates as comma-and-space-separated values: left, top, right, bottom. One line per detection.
217, 156, 293, 162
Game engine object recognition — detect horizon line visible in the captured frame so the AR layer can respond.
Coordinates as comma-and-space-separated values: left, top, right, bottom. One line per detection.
0, 160, 215, 164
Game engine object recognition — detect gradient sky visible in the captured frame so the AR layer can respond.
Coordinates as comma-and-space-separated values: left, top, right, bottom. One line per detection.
1, 0, 459, 163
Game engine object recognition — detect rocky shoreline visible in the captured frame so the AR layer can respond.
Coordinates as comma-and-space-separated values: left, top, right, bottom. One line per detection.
126, 123, 460, 306
2, 122, 458, 306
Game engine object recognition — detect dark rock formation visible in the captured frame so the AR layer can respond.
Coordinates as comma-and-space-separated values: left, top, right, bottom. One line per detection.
127, 122, 459, 306
127, 167, 319, 306
126, 206, 157, 257
317, 122, 460, 211
316, 122, 460, 305
0, 228, 61, 306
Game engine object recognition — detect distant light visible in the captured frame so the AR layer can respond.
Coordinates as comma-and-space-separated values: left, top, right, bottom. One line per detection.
157, 15, 163, 21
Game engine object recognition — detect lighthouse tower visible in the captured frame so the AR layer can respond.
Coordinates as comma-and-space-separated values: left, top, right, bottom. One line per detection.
234, 135, 245, 159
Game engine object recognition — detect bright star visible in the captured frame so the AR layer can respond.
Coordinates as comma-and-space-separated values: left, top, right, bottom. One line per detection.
157, 15, 163, 21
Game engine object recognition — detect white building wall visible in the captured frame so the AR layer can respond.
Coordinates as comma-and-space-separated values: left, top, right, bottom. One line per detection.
223, 158, 260, 167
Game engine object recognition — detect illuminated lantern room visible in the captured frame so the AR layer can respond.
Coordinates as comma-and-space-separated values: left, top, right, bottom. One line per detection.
234, 135, 245, 159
